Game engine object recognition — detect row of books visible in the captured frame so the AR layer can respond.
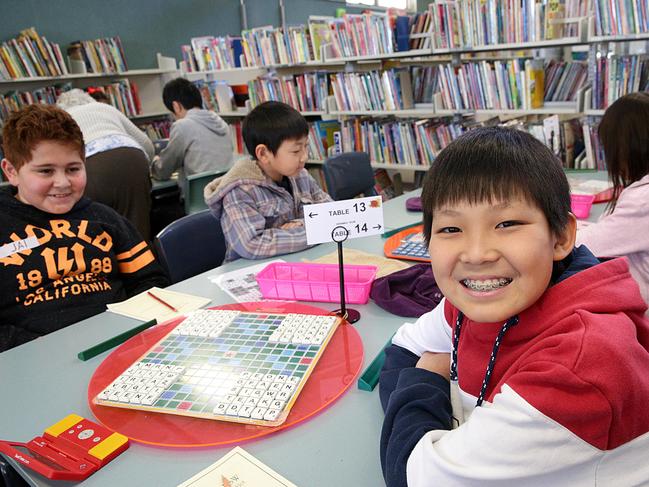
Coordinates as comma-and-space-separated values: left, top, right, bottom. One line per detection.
84, 79, 141, 116
544, 60, 588, 102
326, 12, 394, 58
241, 25, 313, 67
338, 117, 466, 167
0, 28, 68, 80
427, 0, 587, 50
330, 70, 413, 112
334, 113, 602, 170
592, 54, 649, 109
0, 79, 141, 123
176, 4, 644, 74
0, 83, 70, 124
247, 72, 328, 112
67, 36, 128, 74
182, 36, 240, 72
594, 0, 649, 36
432, 59, 585, 111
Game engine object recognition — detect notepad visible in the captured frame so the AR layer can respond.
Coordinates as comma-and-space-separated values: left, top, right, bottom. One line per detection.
177, 446, 297, 487
106, 287, 211, 322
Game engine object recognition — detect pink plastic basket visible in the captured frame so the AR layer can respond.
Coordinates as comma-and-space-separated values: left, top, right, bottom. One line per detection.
571, 193, 595, 219
255, 262, 378, 304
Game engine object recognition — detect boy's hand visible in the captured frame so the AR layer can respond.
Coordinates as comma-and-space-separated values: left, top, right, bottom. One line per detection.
416, 352, 451, 381
280, 220, 304, 229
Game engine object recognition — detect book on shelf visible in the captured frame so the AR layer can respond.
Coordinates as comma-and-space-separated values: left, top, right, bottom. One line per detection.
373, 168, 398, 201
308, 16, 333, 61
228, 121, 246, 155
544, 0, 566, 40
525, 59, 545, 109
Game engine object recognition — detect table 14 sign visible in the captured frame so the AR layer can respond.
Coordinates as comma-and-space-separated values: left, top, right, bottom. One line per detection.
303, 196, 384, 245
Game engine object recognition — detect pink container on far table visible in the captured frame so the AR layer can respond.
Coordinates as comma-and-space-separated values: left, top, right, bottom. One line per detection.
256, 262, 378, 304
570, 193, 595, 219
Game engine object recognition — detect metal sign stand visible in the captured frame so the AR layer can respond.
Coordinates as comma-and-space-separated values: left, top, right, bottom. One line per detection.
330, 226, 360, 324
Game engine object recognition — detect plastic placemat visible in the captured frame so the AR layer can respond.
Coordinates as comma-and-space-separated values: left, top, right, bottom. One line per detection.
88, 301, 363, 447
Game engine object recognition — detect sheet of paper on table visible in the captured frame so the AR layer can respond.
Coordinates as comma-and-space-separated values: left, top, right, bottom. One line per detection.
106, 287, 211, 322
177, 446, 297, 487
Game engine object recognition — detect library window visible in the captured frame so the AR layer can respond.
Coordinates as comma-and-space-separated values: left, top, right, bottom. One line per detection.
346, 0, 414, 10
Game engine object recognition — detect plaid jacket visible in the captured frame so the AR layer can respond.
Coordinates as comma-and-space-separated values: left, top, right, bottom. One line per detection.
205, 158, 332, 262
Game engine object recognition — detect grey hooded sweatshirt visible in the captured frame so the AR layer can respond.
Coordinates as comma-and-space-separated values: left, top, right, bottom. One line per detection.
151, 108, 234, 184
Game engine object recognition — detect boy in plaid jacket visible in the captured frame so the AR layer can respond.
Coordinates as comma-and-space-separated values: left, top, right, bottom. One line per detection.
205, 101, 332, 262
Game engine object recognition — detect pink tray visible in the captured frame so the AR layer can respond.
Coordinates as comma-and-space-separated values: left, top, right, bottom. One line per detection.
256, 262, 377, 304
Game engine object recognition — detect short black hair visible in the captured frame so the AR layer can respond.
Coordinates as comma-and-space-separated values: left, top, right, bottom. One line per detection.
422, 127, 571, 244
242, 101, 309, 158
162, 77, 203, 112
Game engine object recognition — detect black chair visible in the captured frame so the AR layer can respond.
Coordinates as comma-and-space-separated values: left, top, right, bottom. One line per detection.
154, 209, 226, 284
322, 151, 378, 200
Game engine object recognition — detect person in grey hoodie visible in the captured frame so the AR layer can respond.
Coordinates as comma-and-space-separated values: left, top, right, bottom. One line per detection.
151, 78, 234, 187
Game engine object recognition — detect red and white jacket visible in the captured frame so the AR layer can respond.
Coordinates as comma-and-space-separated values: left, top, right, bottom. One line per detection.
380, 251, 649, 487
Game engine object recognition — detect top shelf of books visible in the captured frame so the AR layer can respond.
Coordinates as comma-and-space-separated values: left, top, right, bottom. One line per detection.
177, 1, 648, 74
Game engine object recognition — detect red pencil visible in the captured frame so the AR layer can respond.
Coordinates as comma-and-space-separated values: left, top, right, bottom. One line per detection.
147, 291, 178, 312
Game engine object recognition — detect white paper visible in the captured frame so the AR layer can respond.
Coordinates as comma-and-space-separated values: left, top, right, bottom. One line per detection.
106, 287, 211, 322
178, 446, 297, 487
209, 260, 285, 303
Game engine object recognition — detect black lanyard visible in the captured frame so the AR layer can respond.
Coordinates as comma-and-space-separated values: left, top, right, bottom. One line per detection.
450, 311, 519, 407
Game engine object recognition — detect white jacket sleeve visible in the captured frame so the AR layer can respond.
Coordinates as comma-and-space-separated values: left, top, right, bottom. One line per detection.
392, 298, 453, 356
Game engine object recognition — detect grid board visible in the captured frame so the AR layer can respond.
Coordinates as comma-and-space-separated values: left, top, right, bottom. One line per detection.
384, 226, 431, 263
93, 309, 341, 427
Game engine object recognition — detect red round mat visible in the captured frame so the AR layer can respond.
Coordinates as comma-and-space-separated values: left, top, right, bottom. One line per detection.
87, 302, 363, 447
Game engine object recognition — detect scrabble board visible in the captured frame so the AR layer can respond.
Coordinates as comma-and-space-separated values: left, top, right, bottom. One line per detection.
93, 309, 341, 427
384, 225, 431, 262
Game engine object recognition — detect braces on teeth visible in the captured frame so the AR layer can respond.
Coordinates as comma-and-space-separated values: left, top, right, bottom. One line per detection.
463, 278, 511, 291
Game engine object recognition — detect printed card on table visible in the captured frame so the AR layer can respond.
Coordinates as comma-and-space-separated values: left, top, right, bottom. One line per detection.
177, 446, 297, 487
209, 259, 285, 303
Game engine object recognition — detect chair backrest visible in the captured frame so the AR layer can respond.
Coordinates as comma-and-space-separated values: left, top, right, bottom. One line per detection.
155, 209, 226, 283
322, 151, 377, 200
181, 169, 226, 215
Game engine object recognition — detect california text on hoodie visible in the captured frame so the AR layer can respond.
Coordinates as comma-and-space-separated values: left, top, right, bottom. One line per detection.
0, 191, 169, 352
